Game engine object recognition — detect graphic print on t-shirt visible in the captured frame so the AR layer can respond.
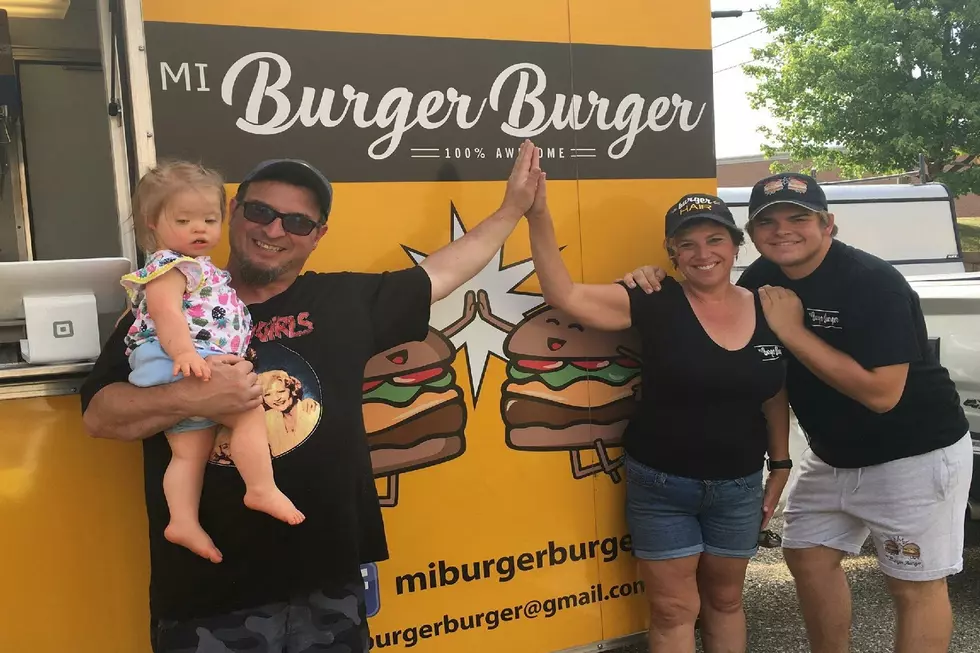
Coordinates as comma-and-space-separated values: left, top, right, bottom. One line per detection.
754, 344, 784, 362
806, 308, 842, 330
210, 340, 322, 465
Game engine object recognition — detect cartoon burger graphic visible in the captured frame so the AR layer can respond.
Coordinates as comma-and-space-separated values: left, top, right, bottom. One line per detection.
362, 327, 468, 507
494, 302, 642, 482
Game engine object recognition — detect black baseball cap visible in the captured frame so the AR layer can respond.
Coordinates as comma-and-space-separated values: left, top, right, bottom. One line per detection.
664, 193, 740, 238
748, 172, 828, 221
237, 159, 334, 222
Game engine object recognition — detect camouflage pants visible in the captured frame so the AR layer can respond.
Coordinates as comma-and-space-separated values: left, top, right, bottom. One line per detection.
151, 583, 369, 653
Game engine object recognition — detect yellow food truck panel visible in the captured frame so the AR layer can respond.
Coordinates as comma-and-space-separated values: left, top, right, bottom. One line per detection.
0, 394, 151, 653
0, 0, 714, 651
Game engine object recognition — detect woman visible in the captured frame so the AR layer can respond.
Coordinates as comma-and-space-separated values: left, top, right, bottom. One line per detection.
525, 174, 791, 653
259, 369, 322, 456
210, 369, 321, 465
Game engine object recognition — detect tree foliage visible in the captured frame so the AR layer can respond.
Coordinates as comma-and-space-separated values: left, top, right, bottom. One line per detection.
744, 0, 980, 196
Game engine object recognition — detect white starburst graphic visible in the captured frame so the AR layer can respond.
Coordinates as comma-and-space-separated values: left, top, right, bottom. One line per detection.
404, 202, 543, 402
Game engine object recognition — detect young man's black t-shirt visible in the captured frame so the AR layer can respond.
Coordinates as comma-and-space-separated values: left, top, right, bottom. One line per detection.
79, 266, 431, 622
737, 240, 968, 468
620, 277, 786, 480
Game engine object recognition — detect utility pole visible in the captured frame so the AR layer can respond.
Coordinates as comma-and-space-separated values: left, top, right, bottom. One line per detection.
919, 153, 929, 183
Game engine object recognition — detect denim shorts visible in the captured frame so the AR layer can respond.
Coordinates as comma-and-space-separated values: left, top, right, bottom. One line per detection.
128, 340, 218, 434
625, 455, 765, 560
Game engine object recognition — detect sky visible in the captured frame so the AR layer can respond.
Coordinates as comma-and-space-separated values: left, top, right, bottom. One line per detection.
709, 0, 778, 159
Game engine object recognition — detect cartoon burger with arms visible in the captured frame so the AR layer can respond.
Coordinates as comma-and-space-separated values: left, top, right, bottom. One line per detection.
362, 294, 479, 507
478, 293, 642, 481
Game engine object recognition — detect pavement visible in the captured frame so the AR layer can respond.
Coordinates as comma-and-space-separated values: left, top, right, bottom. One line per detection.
616, 516, 980, 652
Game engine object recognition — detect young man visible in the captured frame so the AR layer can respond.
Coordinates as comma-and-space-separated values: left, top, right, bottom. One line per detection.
620, 172, 973, 653
81, 141, 543, 653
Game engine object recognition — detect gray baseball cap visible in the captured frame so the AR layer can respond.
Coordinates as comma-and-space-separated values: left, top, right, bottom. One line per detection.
237, 159, 334, 222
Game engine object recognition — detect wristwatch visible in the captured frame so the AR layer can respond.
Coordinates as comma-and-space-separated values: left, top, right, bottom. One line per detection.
767, 458, 793, 471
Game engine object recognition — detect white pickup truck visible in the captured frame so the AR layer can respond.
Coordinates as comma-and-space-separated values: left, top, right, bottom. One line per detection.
907, 272, 980, 519
719, 182, 980, 520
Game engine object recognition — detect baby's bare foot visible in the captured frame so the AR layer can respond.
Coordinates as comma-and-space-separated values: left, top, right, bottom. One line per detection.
244, 489, 305, 525
165, 521, 222, 563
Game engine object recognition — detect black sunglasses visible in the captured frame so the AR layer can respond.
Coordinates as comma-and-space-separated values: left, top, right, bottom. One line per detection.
240, 201, 322, 236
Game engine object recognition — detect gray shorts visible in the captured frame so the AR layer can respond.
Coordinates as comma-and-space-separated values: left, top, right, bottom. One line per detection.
782, 432, 973, 581
151, 583, 369, 653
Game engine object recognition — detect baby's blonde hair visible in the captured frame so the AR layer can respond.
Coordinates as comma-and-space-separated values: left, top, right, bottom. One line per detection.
131, 160, 227, 252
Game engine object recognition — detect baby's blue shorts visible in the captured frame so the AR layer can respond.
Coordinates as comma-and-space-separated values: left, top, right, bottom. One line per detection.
128, 340, 219, 434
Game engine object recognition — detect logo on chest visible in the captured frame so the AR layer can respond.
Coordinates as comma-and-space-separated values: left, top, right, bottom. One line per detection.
754, 344, 783, 362
806, 308, 842, 330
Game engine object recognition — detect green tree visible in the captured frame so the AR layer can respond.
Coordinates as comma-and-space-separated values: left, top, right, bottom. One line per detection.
744, 0, 980, 196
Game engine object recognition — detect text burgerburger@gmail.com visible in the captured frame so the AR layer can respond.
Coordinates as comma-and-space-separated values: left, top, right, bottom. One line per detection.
372, 580, 646, 649
395, 534, 632, 595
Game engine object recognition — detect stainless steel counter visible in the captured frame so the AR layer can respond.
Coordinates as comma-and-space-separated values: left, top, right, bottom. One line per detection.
0, 361, 93, 400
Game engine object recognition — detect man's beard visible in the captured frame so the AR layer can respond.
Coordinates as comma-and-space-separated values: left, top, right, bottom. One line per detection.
231, 242, 288, 286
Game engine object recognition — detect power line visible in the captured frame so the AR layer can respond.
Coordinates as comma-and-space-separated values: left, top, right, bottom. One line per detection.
714, 59, 758, 74
713, 26, 766, 49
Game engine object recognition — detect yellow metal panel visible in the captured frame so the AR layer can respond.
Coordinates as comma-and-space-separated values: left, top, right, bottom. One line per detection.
142, 0, 710, 49
142, 0, 573, 45
569, 0, 712, 49
0, 396, 151, 653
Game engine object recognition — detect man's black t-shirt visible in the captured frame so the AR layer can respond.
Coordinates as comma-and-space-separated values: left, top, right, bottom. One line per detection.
79, 266, 431, 622
621, 277, 786, 480
737, 240, 968, 468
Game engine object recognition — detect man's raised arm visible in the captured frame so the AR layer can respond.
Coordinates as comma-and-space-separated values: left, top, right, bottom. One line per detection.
419, 140, 541, 304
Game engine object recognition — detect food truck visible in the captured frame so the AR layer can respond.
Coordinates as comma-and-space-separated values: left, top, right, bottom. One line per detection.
0, 1, 718, 651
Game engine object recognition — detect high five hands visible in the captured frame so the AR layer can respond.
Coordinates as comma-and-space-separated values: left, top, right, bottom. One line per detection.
501, 140, 545, 219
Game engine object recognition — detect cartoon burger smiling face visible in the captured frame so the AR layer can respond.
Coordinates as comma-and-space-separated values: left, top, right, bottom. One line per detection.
501, 306, 642, 451
362, 328, 466, 477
